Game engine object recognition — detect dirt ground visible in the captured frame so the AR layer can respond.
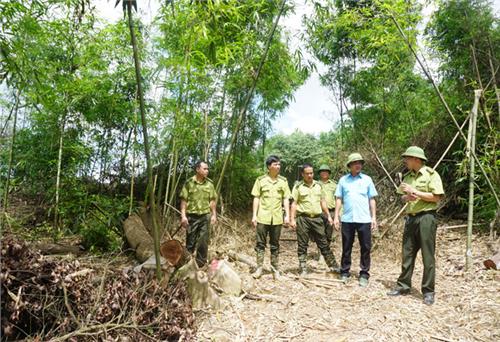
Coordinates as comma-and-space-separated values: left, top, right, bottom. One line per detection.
196, 222, 499, 342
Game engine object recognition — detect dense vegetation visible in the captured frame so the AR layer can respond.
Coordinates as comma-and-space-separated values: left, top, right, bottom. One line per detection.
1, 0, 498, 252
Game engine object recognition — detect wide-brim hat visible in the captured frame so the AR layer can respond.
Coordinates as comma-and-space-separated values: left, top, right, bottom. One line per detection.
318, 164, 331, 173
346, 153, 364, 168
402, 146, 427, 161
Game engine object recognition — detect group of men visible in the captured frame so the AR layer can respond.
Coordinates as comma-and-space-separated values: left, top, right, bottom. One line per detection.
179, 146, 444, 305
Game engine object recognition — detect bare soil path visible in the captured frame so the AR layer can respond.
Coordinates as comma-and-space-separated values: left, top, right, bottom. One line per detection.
196, 224, 499, 342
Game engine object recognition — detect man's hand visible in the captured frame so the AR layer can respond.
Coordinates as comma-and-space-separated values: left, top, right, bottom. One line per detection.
333, 217, 340, 231
401, 183, 415, 195
371, 218, 377, 230
327, 216, 334, 227
251, 216, 257, 228
181, 216, 189, 228
402, 194, 418, 202
290, 219, 296, 230
284, 215, 290, 227
210, 214, 217, 225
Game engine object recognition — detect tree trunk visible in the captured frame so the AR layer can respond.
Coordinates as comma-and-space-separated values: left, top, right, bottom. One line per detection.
126, 1, 162, 279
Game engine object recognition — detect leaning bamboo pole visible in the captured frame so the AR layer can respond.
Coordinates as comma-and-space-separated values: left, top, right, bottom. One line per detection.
466, 90, 481, 271
54, 115, 66, 232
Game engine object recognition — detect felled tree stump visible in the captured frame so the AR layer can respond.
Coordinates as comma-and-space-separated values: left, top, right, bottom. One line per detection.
123, 214, 154, 262
161, 240, 190, 267
174, 259, 221, 310
483, 252, 500, 270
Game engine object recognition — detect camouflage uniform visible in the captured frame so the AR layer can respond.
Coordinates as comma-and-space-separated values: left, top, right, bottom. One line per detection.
320, 179, 337, 245
251, 174, 290, 270
180, 176, 217, 267
292, 181, 338, 272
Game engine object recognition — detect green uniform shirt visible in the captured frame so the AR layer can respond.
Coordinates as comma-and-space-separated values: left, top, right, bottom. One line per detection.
180, 176, 217, 215
251, 174, 290, 225
292, 180, 326, 216
397, 166, 444, 214
320, 179, 337, 209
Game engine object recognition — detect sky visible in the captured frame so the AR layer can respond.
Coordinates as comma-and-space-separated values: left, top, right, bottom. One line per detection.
95, 0, 500, 136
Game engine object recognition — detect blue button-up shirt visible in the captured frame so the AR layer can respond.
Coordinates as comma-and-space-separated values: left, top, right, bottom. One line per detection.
335, 172, 378, 223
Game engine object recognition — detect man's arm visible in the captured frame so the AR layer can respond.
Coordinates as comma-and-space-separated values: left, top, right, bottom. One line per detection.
333, 197, 342, 230
321, 199, 333, 226
369, 198, 377, 230
401, 183, 442, 203
283, 197, 290, 226
209, 199, 217, 224
252, 197, 260, 228
290, 201, 297, 229
180, 199, 188, 227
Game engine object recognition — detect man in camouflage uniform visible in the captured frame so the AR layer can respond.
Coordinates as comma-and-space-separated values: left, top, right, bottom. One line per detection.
388, 146, 444, 305
180, 161, 217, 267
318, 164, 337, 246
290, 163, 340, 276
251, 155, 290, 280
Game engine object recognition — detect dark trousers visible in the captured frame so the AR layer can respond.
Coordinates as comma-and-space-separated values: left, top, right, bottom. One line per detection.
297, 216, 336, 267
321, 209, 335, 244
341, 222, 371, 278
255, 223, 282, 256
186, 213, 210, 267
397, 212, 437, 294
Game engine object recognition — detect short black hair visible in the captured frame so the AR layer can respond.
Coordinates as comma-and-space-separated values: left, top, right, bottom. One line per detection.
265, 155, 280, 167
194, 160, 208, 171
301, 163, 313, 173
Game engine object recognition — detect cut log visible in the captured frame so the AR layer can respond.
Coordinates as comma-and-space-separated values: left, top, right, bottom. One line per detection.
483, 252, 500, 270
227, 250, 271, 272
33, 243, 84, 255
123, 214, 154, 262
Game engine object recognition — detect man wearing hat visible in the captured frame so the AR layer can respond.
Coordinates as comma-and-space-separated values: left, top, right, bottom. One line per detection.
387, 146, 444, 305
318, 164, 337, 247
290, 163, 340, 276
333, 153, 378, 287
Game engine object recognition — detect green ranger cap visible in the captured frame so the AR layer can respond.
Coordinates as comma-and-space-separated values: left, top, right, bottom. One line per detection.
318, 164, 331, 173
346, 153, 364, 168
402, 146, 427, 161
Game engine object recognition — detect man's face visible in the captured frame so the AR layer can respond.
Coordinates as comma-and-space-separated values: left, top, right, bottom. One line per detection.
319, 170, 330, 181
196, 162, 209, 178
302, 167, 314, 183
349, 160, 363, 174
404, 156, 420, 170
268, 161, 281, 175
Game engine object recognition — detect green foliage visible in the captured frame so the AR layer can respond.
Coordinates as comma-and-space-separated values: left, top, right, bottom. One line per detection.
78, 195, 129, 253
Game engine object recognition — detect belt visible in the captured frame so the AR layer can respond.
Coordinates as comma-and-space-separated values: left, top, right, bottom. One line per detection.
407, 210, 436, 217
297, 213, 321, 218
187, 212, 210, 218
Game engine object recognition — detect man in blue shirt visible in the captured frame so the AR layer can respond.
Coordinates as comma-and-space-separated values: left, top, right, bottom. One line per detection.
333, 153, 378, 287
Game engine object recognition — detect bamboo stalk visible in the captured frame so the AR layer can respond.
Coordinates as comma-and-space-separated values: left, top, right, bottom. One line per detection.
1, 89, 21, 231
54, 115, 66, 233
466, 90, 481, 271
126, 0, 162, 280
